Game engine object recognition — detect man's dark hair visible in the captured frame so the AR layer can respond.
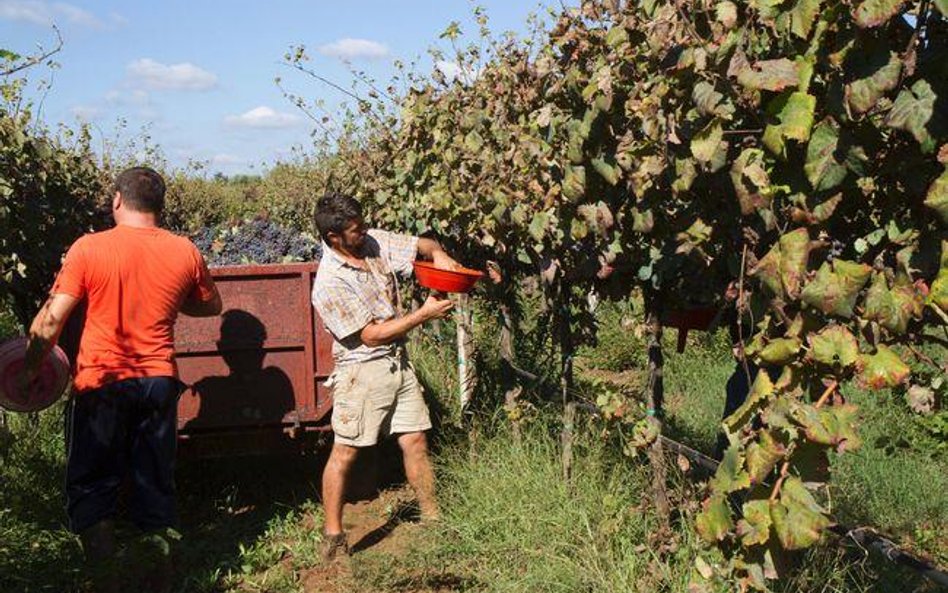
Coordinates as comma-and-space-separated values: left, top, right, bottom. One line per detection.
314, 192, 363, 242
113, 167, 166, 214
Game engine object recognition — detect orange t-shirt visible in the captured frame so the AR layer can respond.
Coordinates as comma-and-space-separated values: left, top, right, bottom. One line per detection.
52, 225, 216, 392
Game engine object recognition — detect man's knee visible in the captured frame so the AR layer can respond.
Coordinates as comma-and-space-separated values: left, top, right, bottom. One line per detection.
397, 431, 428, 454
328, 443, 359, 468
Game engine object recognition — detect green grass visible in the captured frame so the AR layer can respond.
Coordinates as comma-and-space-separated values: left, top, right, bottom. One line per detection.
349, 417, 931, 593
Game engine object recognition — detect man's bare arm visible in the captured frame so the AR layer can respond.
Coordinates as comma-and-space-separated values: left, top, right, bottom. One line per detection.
360, 295, 453, 347
417, 237, 461, 270
24, 293, 80, 374
180, 287, 222, 317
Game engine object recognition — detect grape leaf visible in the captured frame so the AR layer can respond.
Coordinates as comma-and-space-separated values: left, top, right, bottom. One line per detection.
845, 43, 901, 115
854, 0, 906, 28
724, 371, 775, 433
746, 430, 786, 484
770, 477, 831, 550
800, 260, 872, 318
886, 80, 938, 153
763, 92, 816, 158
857, 345, 910, 389
807, 325, 859, 368
863, 273, 924, 334
737, 499, 774, 546
925, 167, 948, 225
712, 442, 752, 493
736, 58, 800, 91
697, 495, 735, 543
791, 403, 862, 451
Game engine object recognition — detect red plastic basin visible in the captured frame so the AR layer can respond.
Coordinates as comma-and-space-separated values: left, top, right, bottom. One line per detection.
413, 261, 483, 293
0, 337, 71, 413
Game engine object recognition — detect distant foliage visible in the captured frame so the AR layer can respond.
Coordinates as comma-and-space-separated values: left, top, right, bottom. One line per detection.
190, 218, 321, 266
0, 79, 105, 328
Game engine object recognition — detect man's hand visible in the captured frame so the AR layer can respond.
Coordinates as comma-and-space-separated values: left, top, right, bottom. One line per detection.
419, 295, 454, 320
432, 250, 462, 271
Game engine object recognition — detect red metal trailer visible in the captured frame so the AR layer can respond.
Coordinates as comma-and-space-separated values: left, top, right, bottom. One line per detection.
172, 262, 335, 456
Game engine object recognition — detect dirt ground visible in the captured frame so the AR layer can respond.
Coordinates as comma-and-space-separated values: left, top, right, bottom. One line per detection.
299, 486, 449, 593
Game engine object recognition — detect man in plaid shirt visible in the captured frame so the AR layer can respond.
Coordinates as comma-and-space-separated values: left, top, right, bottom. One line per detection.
311, 192, 459, 561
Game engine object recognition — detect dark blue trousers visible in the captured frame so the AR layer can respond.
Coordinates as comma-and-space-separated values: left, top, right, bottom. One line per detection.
65, 376, 181, 533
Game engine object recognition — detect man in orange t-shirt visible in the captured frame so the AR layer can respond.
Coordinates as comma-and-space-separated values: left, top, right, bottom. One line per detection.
20, 166, 222, 592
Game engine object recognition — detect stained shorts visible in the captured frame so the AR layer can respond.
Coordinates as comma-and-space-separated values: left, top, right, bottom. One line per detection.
64, 376, 182, 534
328, 353, 431, 447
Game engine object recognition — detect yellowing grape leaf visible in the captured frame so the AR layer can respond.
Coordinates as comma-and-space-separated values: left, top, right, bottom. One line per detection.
857, 345, 910, 389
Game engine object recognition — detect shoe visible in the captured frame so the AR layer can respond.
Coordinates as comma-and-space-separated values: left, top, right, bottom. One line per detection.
319, 532, 349, 562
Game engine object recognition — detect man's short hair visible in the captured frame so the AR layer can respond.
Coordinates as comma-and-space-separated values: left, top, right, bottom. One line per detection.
314, 192, 363, 243
113, 167, 166, 214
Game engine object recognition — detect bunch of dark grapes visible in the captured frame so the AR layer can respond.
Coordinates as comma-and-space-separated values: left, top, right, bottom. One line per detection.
826, 239, 845, 262
189, 219, 321, 266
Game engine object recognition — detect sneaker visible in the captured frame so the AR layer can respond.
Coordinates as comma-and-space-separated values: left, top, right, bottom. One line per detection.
319, 532, 349, 562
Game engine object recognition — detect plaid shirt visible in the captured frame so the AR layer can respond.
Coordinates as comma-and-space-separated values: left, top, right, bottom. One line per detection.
311, 229, 419, 366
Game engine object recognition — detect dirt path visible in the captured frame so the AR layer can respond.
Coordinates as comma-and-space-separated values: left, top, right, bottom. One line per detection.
299, 487, 439, 593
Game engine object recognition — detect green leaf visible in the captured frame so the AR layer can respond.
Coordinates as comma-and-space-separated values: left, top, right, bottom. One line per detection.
935, 0, 948, 15
631, 208, 654, 233
605, 26, 629, 49
854, 0, 906, 28
570, 218, 589, 240
746, 430, 786, 484
788, 0, 822, 38
845, 43, 901, 115
712, 442, 752, 494
792, 403, 862, 451
736, 58, 800, 91
464, 130, 485, 152
562, 165, 586, 202
807, 325, 859, 368
731, 148, 772, 215
697, 495, 734, 543
930, 241, 948, 311
800, 260, 872, 318
770, 477, 831, 550
857, 344, 910, 389
440, 21, 462, 40
759, 337, 802, 365
863, 273, 924, 334
691, 120, 724, 164
925, 167, 948, 225
805, 120, 849, 191
724, 371, 775, 433
528, 211, 551, 242
716, 1, 739, 27
738, 499, 774, 546
778, 227, 811, 298
0, 49, 22, 61
886, 80, 938, 153
763, 92, 816, 158
591, 157, 620, 185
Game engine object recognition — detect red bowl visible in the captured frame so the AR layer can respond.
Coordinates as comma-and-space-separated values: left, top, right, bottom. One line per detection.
0, 337, 71, 413
413, 261, 483, 293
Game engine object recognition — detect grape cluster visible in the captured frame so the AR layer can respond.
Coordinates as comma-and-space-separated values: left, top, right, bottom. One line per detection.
190, 219, 322, 266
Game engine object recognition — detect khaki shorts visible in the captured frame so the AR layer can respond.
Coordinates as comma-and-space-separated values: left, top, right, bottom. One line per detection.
328, 355, 432, 447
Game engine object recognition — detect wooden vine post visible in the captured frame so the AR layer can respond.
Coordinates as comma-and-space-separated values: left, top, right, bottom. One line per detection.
645, 308, 671, 529
559, 294, 577, 482
456, 292, 476, 414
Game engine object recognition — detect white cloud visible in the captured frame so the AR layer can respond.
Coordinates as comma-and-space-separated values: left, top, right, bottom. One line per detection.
105, 88, 150, 106
318, 38, 389, 61
436, 60, 480, 85
126, 58, 218, 92
0, 1, 124, 29
210, 153, 244, 166
224, 106, 301, 129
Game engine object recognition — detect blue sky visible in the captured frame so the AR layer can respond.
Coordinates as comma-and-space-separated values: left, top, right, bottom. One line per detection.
1, 1, 561, 175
